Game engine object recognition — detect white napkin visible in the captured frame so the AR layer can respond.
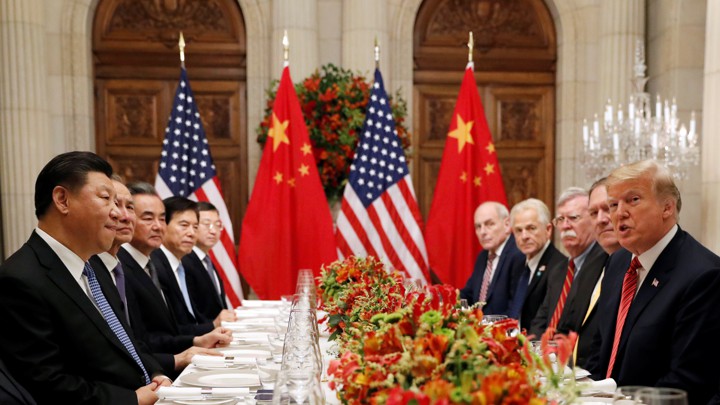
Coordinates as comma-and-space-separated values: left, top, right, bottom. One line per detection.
241, 300, 283, 308
191, 354, 256, 368
581, 378, 617, 395
156, 386, 250, 399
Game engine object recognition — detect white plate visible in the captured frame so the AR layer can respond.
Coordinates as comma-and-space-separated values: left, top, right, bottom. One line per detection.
179, 370, 260, 388
575, 397, 613, 404
172, 398, 235, 405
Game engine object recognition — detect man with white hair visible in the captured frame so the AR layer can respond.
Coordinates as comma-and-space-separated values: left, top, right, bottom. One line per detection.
530, 187, 607, 337
507, 198, 567, 332
459, 201, 525, 314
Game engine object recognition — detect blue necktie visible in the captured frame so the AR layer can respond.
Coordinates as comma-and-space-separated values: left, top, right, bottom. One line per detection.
177, 263, 195, 317
83, 262, 151, 384
510, 265, 531, 319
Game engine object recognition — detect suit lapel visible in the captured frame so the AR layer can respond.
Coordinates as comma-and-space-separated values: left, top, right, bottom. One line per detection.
29, 234, 131, 359
527, 245, 554, 296
618, 231, 683, 350
566, 244, 607, 323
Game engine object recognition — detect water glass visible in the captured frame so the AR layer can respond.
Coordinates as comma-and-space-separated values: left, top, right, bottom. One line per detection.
267, 333, 285, 362
272, 368, 324, 404
614, 386, 654, 404
256, 357, 281, 389
635, 387, 688, 405
482, 314, 508, 324
459, 298, 469, 310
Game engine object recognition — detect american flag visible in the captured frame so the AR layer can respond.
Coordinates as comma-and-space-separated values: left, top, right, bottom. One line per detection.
335, 69, 429, 285
155, 68, 244, 306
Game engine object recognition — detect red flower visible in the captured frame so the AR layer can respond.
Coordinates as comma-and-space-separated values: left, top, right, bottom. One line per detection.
385, 387, 430, 405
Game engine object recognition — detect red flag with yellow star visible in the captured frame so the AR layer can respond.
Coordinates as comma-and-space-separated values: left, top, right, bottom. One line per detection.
238, 66, 337, 299
425, 62, 508, 288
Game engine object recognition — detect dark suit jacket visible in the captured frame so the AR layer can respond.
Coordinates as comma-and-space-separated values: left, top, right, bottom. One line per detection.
90, 254, 183, 378
513, 242, 567, 334
530, 242, 606, 337
117, 248, 196, 355
0, 358, 35, 405
554, 243, 608, 368
183, 250, 228, 322
587, 229, 720, 405
151, 249, 214, 335
459, 235, 525, 315
0, 232, 162, 404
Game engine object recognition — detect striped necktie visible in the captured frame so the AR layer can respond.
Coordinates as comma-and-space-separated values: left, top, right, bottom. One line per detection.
478, 251, 496, 304
83, 262, 150, 384
549, 259, 575, 330
606, 257, 641, 378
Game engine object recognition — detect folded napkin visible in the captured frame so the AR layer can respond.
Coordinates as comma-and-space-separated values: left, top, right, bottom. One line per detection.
191, 354, 256, 368
581, 378, 617, 395
241, 300, 283, 308
157, 386, 249, 399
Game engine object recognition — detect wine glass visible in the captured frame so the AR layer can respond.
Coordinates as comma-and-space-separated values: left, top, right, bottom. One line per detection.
635, 387, 688, 405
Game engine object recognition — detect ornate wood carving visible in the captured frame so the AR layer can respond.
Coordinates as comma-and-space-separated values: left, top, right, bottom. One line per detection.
413, 0, 556, 216
196, 96, 231, 140
112, 94, 157, 140
109, 0, 230, 33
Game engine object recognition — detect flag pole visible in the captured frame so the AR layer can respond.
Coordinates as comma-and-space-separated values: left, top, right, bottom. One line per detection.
467, 31, 474, 64
179, 31, 186, 69
282, 30, 289, 67
374, 36, 380, 69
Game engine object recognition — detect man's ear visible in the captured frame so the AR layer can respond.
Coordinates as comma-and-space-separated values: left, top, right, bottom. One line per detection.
52, 186, 70, 215
661, 198, 675, 220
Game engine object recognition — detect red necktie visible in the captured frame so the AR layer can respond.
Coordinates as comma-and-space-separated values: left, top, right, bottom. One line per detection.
606, 257, 641, 378
549, 259, 575, 330
478, 251, 496, 305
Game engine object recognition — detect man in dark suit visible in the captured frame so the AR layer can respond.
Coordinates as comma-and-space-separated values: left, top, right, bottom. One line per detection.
152, 197, 234, 334
0, 358, 35, 405
556, 178, 621, 368
459, 201, 525, 314
183, 202, 233, 321
507, 198, 567, 333
118, 183, 231, 364
588, 160, 720, 405
0, 152, 166, 404
91, 178, 224, 379
530, 187, 606, 338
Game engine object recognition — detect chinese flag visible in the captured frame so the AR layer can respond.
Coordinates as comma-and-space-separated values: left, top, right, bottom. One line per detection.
425, 63, 508, 288
238, 66, 338, 299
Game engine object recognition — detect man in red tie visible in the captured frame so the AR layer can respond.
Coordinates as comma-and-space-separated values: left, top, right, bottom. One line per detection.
587, 160, 720, 405
530, 187, 607, 337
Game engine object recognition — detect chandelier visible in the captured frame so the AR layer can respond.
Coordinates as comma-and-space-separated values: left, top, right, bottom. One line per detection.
581, 40, 700, 180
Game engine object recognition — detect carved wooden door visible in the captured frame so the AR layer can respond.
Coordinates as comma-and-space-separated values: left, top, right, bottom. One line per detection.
93, 0, 247, 241
413, 0, 556, 217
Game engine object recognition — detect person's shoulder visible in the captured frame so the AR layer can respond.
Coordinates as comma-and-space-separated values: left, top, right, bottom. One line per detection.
0, 241, 43, 280
675, 230, 720, 274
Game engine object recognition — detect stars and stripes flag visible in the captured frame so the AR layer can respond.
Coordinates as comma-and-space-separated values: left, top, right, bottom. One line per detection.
335, 68, 430, 285
155, 67, 244, 306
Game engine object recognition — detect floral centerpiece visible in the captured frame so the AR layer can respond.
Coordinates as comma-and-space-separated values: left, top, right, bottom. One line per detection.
318, 256, 579, 404
256, 64, 412, 202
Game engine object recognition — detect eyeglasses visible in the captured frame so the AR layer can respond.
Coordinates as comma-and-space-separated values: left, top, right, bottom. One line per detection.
551, 214, 583, 227
200, 221, 224, 231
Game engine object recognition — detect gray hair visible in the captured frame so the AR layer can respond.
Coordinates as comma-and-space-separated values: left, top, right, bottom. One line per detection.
126, 181, 159, 197
557, 186, 588, 208
476, 201, 509, 220
510, 198, 551, 227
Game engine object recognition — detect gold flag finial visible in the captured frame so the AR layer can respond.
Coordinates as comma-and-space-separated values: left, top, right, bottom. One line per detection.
468, 31, 474, 63
282, 30, 289, 66
374, 36, 380, 69
179, 32, 186, 68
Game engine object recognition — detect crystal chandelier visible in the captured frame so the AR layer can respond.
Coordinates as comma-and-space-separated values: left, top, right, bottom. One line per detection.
581, 40, 700, 180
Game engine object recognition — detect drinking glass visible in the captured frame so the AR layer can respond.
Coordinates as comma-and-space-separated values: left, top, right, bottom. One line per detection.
459, 298, 469, 310
267, 333, 285, 363
273, 368, 324, 404
256, 357, 281, 389
635, 387, 688, 405
482, 314, 508, 324
614, 386, 655, 404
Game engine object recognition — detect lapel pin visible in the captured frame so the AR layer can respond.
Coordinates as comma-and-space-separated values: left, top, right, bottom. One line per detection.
651, 278, 659, 287
537, 266, 545, 276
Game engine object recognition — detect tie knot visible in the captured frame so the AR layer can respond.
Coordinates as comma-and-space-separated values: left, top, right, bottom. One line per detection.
488, 251, 497, 261
628, 257, 642, 274
113, 262, 123, 275
82, 263, 94, 278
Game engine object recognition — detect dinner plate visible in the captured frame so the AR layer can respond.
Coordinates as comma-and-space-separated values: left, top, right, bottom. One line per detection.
172, 398, 235, 405
179, 370, 260, 388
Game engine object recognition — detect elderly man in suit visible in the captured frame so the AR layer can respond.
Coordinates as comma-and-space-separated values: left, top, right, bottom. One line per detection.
0, 152, 166, 404
507, 198, 567, 332
459, 201, 525, 315
555, 178, 621, 368
588, 160, 720, 404
91, 178, 224, 379
182, 202, 235, 322
530, 187, 607, 338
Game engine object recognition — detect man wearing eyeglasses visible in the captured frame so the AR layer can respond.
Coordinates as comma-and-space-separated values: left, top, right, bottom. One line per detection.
182, 202, 237, 322
530, 187, 607, 338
